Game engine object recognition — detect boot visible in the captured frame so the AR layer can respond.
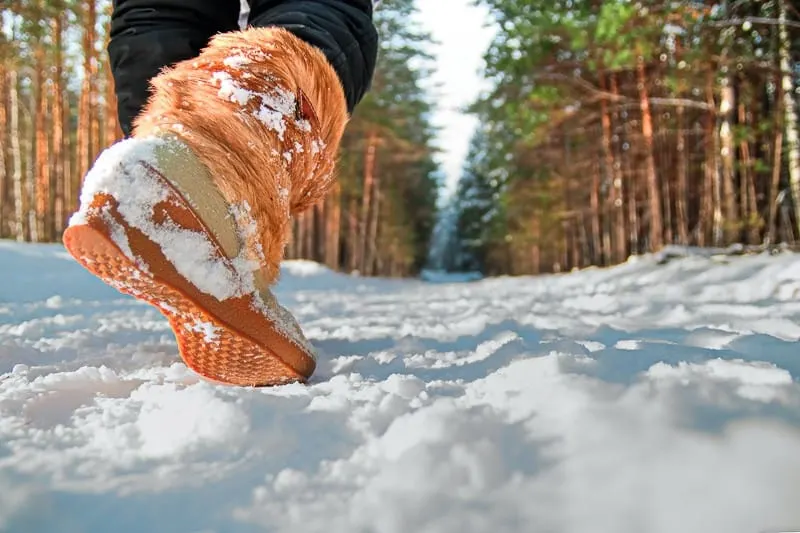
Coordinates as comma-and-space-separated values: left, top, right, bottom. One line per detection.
63, 27, 348, 386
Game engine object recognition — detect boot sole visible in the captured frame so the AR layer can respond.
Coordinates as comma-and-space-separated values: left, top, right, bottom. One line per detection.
63, 168, 315, 387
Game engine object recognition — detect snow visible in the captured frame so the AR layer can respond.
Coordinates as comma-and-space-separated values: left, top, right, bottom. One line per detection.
2, 241, 800, 532
209, 68, 305, 143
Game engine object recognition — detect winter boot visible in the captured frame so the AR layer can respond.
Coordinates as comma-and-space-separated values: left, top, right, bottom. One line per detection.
62, 27, 348, 386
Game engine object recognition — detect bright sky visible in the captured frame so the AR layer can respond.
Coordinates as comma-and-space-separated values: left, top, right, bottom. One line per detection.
413, 0, 496, 199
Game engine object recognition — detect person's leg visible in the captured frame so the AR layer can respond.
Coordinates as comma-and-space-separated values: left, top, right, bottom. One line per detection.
107, 0, 241, 136
246, 0, 377, 114
66, 10, 350, 387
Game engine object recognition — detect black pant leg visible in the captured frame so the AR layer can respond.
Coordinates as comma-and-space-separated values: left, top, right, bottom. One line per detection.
246, 1, 378, 113
107, 0, 242, 136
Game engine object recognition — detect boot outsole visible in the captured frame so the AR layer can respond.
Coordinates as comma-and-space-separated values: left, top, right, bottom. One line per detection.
63, 174, 316, 387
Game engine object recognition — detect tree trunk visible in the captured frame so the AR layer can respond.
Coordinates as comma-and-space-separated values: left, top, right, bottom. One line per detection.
661, 137, 673, 245
778, 0, 800, 238
35, 43, 50, 242
89, 6, 101, 166
347, 196, 358, 272
77, 0, 97, 187
325, 181, 341, 268
636, 57, 663, 250
531, 217, 540, 274
359, 130, 378, 273
590, 158, 602, 264
52, 12, 66, 235
600, 72, 625, 263
613, 71, 638, 254
27, 95, 38, 243
295, 213, 306, 258
0, 68, 7, 237
302, 208, 314, 259
365, 184, 381, 275
768, 119, 784, 245
103, 1, 120, 147
313, 202, 324, 262
719, 81, 737, 243
10, 68, 24, 241
703, 71, 723, 246
675, 104, 689, 244
609, 73, 629, 260
738, 99, 759, 244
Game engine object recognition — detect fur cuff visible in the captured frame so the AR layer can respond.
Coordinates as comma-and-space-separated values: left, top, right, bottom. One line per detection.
133, 27, 348, 285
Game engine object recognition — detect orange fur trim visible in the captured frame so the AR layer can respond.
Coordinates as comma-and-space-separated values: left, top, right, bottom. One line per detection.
133, 27, 348, 285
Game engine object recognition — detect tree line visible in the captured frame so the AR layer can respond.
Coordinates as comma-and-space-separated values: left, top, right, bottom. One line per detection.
0, 0, 440, 278
444, 0, 800, 276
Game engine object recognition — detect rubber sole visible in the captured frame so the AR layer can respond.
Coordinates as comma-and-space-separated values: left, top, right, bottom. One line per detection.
63, 176, 316, 386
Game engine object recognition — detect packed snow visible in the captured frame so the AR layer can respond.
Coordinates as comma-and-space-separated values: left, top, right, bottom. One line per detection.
1, 241, 800, 533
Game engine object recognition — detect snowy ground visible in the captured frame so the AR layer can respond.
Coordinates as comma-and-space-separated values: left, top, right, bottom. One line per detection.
2, 241, 800, 533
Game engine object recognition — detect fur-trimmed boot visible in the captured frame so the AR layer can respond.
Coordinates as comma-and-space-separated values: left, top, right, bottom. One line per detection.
63, 27, 348, 386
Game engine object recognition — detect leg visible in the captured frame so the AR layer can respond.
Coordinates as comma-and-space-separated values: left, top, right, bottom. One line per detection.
246, 0, 378, 113
67, 18, 349, 386
107, 0, 241, 136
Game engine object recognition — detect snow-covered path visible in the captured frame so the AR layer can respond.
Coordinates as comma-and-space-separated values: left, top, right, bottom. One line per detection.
2, 241, 800, 533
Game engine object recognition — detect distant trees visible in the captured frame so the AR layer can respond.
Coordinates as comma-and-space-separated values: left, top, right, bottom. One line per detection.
1, 0, 117, 243
10, 0, 795, 279
287, 0, 441, 277
451, 0, 800, 275
0, 0, 440, 277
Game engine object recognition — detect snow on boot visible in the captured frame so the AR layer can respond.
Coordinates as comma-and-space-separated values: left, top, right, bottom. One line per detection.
62, 27, 348, 386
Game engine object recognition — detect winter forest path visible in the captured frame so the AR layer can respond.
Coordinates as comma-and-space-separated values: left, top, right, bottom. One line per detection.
1, 241, 800, 532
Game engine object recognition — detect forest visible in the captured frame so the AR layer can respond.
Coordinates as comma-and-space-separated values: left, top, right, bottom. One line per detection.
2, 1, 800, 278
445, 0, 800, 275
0, 0, 439, 278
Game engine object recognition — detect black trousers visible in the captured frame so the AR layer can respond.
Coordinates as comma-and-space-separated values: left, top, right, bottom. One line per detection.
108, 0, 378, 136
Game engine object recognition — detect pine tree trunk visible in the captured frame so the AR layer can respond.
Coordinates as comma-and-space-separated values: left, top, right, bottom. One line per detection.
703, 72, 722, 246
52, 12, 66, 235
347, 196, 358, 272
359, 130, 378, 273
611, 74, 628, 260
661, 140, 673, 245
613, 69, 638, 254
676, 104, 689, 244
303, 209, 314, 259
636, 57, 663, 250
590, 158, 602, 264
738, 100, 759, 244
77, 0, 97, 187
104, 64, 120, 147
531, 217, 540, 274
313, 202, 325, 262
325, 181, 341, 268
89, 5, 100, 164
768, 123, 784, 245
103, 1, 120, 147
35, 43, 50, 242
600, 72, 624, 263
778, 0, 800, 239
719, 81, 737, 243
10, 69, 24, 241
0, 68, 7, 238
365, 180, 381, 275
295, 213, 306, 257
27, 96, 38, 243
